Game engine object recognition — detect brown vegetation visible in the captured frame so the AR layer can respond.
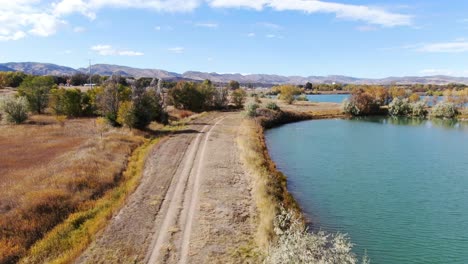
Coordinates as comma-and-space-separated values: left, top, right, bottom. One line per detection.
0, 115, 145, 263
237, 100, 344, 252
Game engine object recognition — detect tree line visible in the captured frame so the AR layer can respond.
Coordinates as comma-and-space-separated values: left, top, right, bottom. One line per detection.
0, 75, 247, 128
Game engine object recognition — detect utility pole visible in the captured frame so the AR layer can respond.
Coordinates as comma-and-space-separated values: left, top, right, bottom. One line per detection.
88, 59, 92, 87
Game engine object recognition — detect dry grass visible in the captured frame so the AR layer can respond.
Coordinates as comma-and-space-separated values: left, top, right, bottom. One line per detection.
237, 119, 299, 251
237, 101, 345, 253
0, 115, 146, 263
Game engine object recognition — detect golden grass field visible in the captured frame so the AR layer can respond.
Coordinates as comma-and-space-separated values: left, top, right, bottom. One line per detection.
0, 115, 146, 263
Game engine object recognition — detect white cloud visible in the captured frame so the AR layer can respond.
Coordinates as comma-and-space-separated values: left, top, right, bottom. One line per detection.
91, 45, 144, 56
195, 23, 219, 28
0, 0, 412, 41
247, 32, 256, 37
418, 41, 468, 53
168, 47, 185, 54
209, 0, 412, 27
155, 26, 161, 31
0, 1, 64, 41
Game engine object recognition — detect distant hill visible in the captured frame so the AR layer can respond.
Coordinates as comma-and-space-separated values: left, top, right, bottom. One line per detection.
0, 65, 15, 72
78, 64, 180, 79
2, 62, 468, 85
0, 62, 79, 76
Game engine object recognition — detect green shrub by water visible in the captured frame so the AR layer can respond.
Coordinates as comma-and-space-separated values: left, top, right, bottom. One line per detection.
431, 102, 458, 118
245, 103, 259, 117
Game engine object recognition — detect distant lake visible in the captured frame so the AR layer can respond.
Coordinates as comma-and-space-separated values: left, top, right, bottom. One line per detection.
306, 94, 349, 103
265, 117, 468, 264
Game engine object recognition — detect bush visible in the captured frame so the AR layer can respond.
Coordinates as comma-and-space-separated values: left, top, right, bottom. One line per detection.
388, 98, 411, 116
231, 88, 247, 108
245, 103, 259, 118
343, 88, 382, 116
277, 85, 301, 104
296, 94, 309, 102
265, 208, 369, 264
0, 96, 29, 124
266, 102, 280, 111
410, 101, 428, 117
431, 102, 458, 118
342, 99, 360, 116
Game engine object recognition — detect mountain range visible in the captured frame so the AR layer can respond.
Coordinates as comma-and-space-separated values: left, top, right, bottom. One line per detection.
1, 62, 468, 85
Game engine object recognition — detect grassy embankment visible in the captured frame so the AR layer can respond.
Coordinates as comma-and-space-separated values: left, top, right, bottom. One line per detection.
237, 100, 346, 253
0, 112, 191, 264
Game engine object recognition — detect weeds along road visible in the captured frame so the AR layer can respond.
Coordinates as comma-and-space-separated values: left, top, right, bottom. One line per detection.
77, 112, 255, 264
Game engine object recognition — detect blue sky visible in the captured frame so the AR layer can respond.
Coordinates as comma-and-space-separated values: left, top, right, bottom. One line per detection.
1, 0, 468, 78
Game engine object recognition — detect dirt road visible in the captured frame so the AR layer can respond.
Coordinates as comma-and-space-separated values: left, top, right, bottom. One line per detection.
77, 112, 255, 264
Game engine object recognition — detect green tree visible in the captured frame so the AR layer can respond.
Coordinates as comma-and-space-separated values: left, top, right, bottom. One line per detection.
227, 80, 240, 90
168, 81, 205, 112
49, 88, 89, 117
305, 82, 313, 90
18, 76, 55, 114
117, 101, 137, 129
97, 78, 121, 125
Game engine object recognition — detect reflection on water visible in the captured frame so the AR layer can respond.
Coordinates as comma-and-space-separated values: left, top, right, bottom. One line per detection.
350, 116, 468, 131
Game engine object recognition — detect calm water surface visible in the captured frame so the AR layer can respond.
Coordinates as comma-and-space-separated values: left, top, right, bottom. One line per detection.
265, 117, 468, 263
306, 94, 349, 103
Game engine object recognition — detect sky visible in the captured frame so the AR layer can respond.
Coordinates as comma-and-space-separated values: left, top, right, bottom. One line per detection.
1, 0, 468, 78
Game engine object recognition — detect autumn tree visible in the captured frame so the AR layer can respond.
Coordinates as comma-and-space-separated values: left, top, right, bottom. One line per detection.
278, 85, 301, 104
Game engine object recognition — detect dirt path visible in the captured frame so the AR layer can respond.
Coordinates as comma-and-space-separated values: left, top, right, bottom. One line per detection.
77, 112, 255, 264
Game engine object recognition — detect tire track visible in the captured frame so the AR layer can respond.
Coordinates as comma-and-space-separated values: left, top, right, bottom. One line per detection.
146, 116, 225, 264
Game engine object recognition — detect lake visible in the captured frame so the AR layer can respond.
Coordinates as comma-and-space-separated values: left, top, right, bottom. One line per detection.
265, 117, 468, 263
306, 94, 349, 103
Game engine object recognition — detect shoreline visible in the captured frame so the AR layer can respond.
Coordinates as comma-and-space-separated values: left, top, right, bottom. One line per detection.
237, 105, 346, 253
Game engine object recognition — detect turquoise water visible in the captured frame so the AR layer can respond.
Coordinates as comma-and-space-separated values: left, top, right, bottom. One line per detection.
265, 117, 468, 263
306, 94, 349, 103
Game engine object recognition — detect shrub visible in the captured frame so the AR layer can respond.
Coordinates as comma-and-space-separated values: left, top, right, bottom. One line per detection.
245, 103, 259, 118
410, 101, 428, 117
342, 99, 360, 116
277, 85, 301, 104
266, 102, 280, 111
265, 208, 369, 264
231, 88, 247, 108
388, 98, 411, 116
0, 96, 29, 124
296, 94, 309, 102
431, 102, 458, 118
343, 88, 381, 116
